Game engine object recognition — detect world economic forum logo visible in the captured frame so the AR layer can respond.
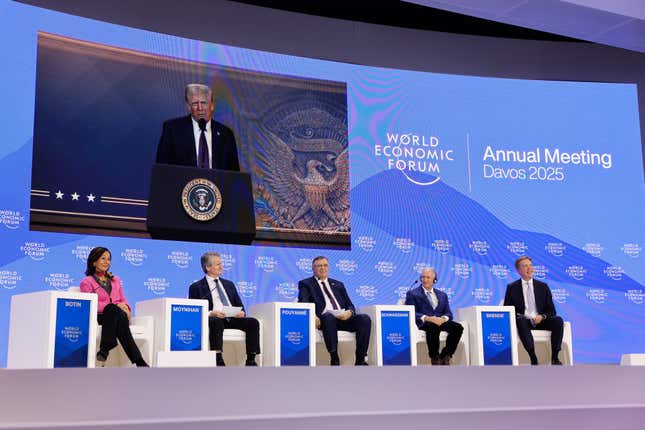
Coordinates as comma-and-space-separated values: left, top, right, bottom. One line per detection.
286, 331, 304, 346
356, 285, 378, 302
336, 259, 358, 275
582, 243, 603, 257
469, 240, 490, 256
176, 329, 196, 345
0, 270, 22, 290
168, 251, 192, 269
490, 264, 510, 280
545, 242, 566, 257
386, 332, 405, 346
452, 263, 472, 280
275, 282, 298, 300
551, 288, 570, 304
393, 238, 414, 253
295, 258, 313, 274
255, 256, 277, 273
487, 332, 505, 346
237, 281, 257, 298
432, 239, 452, 255
45, 273, 75, 291
375, 261, 396, 277
625, 290, 644, 305
374, 131, 456, 186
121, 248, 147, 266
144, 277, 170, 296
472, 288, 493, 304
565, 265, 586, 281
507, 241, 528, 256
604, 265, 624, 281
355, 236, 376, 252
61, 326, 82, 343
181, 178, 222, 221
586, 288, 608, 304
21, 241, 50, 261
1, 209, 24, 229
621, 243, 641, 258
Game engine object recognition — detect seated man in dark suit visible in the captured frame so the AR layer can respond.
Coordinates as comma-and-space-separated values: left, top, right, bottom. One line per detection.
298, 256, 371, 366
156, 83, 240, 171
405, 268, 463, 365
504, 256, 564, 365
188, 252, 259, 366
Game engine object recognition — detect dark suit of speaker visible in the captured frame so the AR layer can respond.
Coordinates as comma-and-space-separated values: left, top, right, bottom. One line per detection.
405, 285, 463, 360
156, 115, 240, 171
188, 277, 260, 356
503, 278, 563, 362
297, 276, 371, 363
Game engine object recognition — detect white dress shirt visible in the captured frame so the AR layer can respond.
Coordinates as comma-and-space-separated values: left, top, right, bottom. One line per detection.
315, 277, 341, 314
206, 275, 231, 312
191, 117, 213, 168
423, 287, 449, 321
522, 278, 538, 319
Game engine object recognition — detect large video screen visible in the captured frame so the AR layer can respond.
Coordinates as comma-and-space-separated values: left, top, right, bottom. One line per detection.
1, 1, 644, 365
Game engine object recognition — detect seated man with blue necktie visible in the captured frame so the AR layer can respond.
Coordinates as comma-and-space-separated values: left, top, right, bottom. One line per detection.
298, 256, 371, 366
188, 252, 260, 366
504, 256, 564, 365
405, 268, 463, 365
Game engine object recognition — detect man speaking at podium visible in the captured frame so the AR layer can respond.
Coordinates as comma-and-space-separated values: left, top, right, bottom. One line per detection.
504, 256, 564, 365
298, 256, 371, 366
156, 83, 240, 171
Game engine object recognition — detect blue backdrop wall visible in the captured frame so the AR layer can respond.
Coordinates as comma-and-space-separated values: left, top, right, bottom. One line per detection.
1, 0, 644, 365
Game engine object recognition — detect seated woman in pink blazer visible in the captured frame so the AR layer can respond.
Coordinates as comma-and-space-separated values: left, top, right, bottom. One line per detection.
80, 247, 148, 367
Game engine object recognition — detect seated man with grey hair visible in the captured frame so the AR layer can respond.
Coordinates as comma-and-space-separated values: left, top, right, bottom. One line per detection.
188, 252, 259, 366
156, 83, 240, 171
405, 268, 463, 365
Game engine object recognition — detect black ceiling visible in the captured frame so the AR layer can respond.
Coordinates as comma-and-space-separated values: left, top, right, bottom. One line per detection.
231, 0, 581, 42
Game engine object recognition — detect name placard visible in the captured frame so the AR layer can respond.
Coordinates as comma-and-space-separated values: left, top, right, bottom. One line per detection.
280, 308, 310, 366
170, 304, 202, 351
381, 311, 411, 365
54, 298, 91, 367
481, 311, 512, 365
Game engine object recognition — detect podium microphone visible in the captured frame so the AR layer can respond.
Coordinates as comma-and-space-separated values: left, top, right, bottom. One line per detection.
408, 279, 419, 289
198, 118, 207, 132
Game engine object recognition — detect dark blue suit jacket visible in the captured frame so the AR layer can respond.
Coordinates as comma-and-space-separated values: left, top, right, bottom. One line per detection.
156, 115, 240, 171
297, 277, 356, 317
188, 276, 245, 313
405, 285, 454, 328
503, 278, 557, 318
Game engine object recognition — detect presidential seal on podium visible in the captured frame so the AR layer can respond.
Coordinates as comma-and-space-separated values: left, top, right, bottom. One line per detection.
181, 178, 222, 221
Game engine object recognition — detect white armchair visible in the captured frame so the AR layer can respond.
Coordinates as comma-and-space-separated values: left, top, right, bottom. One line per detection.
68, 287, 154, 367
396, 299, 469, 365
517, 321, 574, 365
221, 323, 264, 366
315, 330, 356, 366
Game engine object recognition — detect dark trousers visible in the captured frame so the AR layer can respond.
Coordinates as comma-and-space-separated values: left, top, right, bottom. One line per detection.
515, 315, 564, 358
97, 304, 143, 364
319, 312, 371, 360
420, 319, 464, 358
208, 316, 261, 354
